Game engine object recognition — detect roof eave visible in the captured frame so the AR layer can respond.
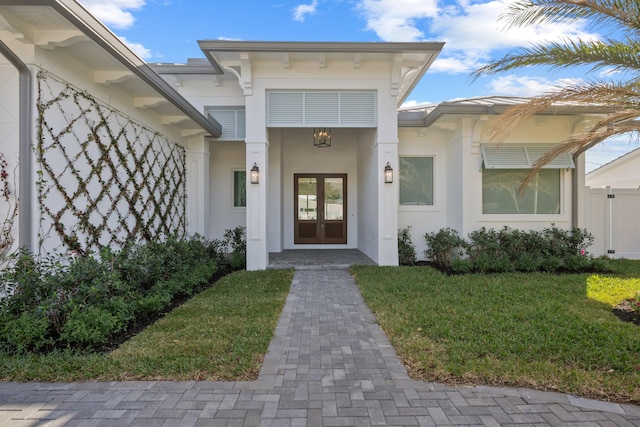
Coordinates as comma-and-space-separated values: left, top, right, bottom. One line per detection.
4, 0, 222, 137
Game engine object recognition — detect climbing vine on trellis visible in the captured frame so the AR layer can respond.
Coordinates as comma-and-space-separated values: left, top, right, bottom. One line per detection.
0, 152, 18, 268
36, 70, 187, 256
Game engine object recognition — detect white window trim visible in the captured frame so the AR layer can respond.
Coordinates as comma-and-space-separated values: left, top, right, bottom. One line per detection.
230, 168, 246, 212
398, 155, 439, 211
480, 168, 570, 217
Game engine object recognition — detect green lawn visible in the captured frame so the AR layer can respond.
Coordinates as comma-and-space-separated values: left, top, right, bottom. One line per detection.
2, 260, 639, 404
351, 262, 640, 403
0, 269, 293, 382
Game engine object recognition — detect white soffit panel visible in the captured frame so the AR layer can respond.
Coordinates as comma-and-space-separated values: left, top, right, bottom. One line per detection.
482, 144, 575, 169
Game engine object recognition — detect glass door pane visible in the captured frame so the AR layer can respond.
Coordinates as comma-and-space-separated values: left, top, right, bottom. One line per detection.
297, 177, 317, 220
324, 178, 344, 220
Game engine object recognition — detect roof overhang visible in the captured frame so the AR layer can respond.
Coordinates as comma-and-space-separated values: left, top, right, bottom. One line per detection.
0, 0, 221, 137
198, 40, 444, 106
398, 96, 618, 128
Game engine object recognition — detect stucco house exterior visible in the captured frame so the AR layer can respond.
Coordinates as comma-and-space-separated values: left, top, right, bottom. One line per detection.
0, 0, 620, 270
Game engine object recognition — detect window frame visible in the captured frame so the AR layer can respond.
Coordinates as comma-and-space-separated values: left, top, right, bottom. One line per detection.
398, 155, 437, 210
480, 167, 566, 216
231, 168, 247, 211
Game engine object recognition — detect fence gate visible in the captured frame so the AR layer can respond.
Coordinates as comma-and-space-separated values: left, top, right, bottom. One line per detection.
586, 186, 640, 259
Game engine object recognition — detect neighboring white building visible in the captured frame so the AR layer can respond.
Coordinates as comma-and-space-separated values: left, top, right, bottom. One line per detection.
0, 0, 623, 269
586, 147, 640, 189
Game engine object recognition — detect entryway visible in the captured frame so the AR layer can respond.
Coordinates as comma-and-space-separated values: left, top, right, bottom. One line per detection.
267, 249, 375, 269
294, 173, 347, 244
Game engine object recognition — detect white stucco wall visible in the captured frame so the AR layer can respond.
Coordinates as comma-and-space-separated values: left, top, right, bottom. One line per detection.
398, 115, 580, 260
397, 127, 449, 260
209, 140, 247, 240
0, 61, 20, 257
34, 48, 188, 145
357, 129, 379, 262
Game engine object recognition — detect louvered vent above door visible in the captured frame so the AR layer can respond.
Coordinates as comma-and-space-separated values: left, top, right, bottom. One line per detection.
267, 91, 377, 127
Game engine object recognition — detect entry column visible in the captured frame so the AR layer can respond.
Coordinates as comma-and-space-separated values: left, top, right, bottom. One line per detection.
246, 140, 268, 270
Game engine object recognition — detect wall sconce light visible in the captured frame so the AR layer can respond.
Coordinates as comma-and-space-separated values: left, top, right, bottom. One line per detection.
250, 163, 259, 184
384, 162, 393, 183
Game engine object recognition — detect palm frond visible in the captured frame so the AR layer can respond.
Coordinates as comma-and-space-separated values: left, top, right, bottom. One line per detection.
488, 81, 640, 143
503, 0, 640, 35
472, 39, 640, 80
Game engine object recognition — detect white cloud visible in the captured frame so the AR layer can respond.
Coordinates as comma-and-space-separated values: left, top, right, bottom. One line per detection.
119, 37, 152, 59
293, 0, 318, 22
80, 0, 145, 30
358, 0, 439, 41
486, 75, 583, 97
356, 0, 600, 73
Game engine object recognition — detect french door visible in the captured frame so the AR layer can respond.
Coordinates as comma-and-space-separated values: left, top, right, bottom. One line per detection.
294, 174, 347, 244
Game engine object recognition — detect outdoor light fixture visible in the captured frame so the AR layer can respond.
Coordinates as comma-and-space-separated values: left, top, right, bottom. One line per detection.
384, 162, 393, 183
250, 163, 259, 184
313, 128, 332, 148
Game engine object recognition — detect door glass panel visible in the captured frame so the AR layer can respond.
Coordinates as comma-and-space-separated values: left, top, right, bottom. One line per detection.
324, 178, 344, 220
297, 177, 317, 220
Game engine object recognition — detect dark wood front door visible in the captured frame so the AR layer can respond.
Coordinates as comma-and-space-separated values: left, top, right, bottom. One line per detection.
294, 174, 347, 244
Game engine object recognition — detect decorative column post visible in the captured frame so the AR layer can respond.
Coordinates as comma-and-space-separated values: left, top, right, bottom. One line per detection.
375, 85, 400, 266
244, 81, 269, 270
185, 137, 210, 237
377, 139, 399, 266
245, 140, 269, 270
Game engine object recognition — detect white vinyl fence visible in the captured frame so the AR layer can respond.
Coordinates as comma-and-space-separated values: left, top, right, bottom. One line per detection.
586, 186, 640, 259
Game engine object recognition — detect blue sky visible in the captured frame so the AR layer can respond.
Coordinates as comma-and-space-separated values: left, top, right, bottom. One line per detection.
78, 0, 637, 171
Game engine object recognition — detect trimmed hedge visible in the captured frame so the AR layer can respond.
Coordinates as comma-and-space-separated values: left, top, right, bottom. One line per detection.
424, 225, 610, 274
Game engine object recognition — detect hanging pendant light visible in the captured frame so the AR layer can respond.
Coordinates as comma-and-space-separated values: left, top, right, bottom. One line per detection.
313, 128, 332, 148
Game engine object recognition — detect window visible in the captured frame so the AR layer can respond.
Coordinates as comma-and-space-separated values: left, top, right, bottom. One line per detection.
482, 169, 560, 214
233, 170, 246, 208
399, 157, 434, 205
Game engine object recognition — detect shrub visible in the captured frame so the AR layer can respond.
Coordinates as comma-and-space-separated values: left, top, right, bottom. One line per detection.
398, 227, 417, 266
424, 225, 602, 274
224, 226, 247, 270
1, 311, 52, 353
424, 228, 465, 268
0, 235, 222, 354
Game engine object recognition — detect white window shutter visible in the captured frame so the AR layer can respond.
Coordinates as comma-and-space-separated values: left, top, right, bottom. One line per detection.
526, 145, 575, 169
482, 144, 575, 169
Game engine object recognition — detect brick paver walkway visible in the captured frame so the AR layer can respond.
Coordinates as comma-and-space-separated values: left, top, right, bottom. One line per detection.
1, 267, 639, 426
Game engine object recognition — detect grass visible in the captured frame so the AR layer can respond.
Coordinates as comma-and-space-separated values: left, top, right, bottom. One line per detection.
0, 269, 293, 382
351, 261, 640, 404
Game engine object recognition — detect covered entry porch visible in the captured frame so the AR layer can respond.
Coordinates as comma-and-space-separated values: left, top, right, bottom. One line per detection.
196, 41, 444, 270
268, 249, 375, 269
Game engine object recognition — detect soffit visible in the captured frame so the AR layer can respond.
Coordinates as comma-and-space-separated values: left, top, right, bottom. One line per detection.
0, 1, 221, 137
398, 96, 615, 129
